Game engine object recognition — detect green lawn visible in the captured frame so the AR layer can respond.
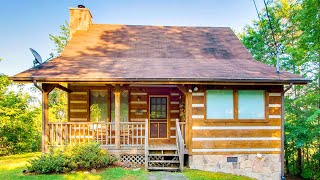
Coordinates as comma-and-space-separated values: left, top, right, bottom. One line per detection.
0, 152, 253, 180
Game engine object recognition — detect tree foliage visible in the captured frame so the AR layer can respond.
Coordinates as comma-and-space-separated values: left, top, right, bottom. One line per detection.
49, 21, 70, 56
239, 0, 319, 178
0, 65, 41, 155
47, 22, 70, 122
0, 21, 71, 155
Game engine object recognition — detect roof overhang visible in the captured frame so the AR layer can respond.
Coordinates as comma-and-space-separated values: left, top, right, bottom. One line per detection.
9, 76, 311, 85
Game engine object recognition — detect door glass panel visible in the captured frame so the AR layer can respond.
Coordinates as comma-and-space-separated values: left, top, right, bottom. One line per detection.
159, 123, 167, 138
150, 97, 167, 119
150, 123, 158, 138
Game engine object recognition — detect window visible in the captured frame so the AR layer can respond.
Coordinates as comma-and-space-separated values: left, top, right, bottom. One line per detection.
206, 90, 234, 119
238, 90, 265, 119
150, 97, 167, 119
90, 90, 108, 122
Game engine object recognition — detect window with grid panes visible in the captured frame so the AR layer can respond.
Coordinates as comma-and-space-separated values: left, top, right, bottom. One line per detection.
150, 97, 167, 119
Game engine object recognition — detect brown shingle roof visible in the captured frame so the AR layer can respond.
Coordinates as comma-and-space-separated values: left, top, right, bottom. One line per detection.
10, 24, 309, 84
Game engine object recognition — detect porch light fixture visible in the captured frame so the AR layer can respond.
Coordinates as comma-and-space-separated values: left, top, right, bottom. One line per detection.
188, 89, 193, 93
194, 86, 198, 92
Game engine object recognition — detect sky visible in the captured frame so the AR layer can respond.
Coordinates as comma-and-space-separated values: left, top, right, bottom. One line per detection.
0, 0, 264, 76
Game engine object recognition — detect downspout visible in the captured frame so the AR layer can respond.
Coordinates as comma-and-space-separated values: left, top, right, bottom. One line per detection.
33, 80, 44, 92
281, 82, 293, 179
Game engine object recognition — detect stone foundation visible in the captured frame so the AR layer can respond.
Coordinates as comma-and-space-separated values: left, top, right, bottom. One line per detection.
189, 154, 281, 180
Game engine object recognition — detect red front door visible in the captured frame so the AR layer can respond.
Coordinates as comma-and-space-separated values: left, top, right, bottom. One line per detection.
149, 96, 168, 139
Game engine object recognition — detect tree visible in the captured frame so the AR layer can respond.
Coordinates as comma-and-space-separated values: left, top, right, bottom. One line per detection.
47, 22, 70, 122
239, 0, 319, 178
49, 21, 70, 56
0, 58, 41, 155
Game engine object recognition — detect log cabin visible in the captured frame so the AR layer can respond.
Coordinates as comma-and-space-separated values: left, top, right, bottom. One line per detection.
10, 6, 310, 180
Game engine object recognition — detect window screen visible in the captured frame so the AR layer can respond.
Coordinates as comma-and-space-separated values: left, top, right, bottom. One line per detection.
150, 97, 167, 119
206, 90, 234, 119
238, 90, 265, 119
90, 90, 108, 122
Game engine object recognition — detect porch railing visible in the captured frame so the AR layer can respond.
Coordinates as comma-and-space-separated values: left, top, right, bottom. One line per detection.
120, 121, 146, 148
178, 122, 186, 147
47, 122, 116, 147
47, 121, 148, 149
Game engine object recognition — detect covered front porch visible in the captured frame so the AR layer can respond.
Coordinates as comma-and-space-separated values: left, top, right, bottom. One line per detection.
39, 83, 190, 170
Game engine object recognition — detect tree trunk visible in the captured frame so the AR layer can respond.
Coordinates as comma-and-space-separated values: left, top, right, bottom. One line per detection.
285, 154, 289, 175
297, 148, 302, 177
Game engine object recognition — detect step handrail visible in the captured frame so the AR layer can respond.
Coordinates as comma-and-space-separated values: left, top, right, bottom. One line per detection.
176, 119, 184, 171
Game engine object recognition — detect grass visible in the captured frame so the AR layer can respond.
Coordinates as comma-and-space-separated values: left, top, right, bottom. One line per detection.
0, 152, 253, 180
183, 169, 254, 180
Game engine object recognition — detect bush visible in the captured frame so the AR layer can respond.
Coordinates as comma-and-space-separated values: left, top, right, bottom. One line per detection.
27, 150, 70, 174
27, 142, 116, 174
64, 142, 116, 170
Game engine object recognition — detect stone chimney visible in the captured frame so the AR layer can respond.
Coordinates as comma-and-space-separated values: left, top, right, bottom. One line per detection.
69, 5, 92, 38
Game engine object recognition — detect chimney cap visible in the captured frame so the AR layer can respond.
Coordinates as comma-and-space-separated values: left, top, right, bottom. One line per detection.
78, 5, 85, 8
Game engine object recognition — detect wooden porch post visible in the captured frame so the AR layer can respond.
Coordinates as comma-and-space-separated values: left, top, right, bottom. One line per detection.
42, 91, 49, 153
41, 83, 55, 153
114, 85, 121, 149
177, 85, 191, 150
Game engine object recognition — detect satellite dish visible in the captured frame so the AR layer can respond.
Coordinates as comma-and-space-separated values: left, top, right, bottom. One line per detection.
30, 48, 43, 67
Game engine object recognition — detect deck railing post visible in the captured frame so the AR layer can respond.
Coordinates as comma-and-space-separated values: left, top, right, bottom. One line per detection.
145, 118, 148, 169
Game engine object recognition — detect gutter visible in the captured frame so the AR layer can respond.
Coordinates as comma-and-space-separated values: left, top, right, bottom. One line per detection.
281, 82, 293, 179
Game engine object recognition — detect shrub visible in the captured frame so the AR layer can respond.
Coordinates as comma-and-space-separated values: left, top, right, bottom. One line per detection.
64, 142, 117, 170
27, 142, 116, 174
27, 150, 70, 174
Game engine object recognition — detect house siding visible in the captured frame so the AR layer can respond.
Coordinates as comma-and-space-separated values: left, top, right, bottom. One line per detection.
189, 85, 283, 180
67, 85, 184, 142
69, 91, 89, 122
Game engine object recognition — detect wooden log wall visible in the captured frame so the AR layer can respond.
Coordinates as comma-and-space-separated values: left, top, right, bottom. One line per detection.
190, 85, 283, 155
67, 85, 185, 144
69, 91, 89, 122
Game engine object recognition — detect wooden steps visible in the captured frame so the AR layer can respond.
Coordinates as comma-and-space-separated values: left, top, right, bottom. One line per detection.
147, 144, 181, 171
149, 154, 178, 157
149, 160, 180, 163
148, 167, 180, 171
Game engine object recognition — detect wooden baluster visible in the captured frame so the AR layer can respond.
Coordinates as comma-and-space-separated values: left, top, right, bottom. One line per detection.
127, 124, 129, 145
140, 124, 142, 145
55, 124, 58, 146
60, 124, 62, 145
111, 123, 113, 145
123, 123, 125, 145
83, 124, 85, 143
87, 124, 90, 142
136, 124, 138, 145
104, 123, 107, 145
69, 124, 72, 145
49, 124, 52, 146
78, 124, 80, 143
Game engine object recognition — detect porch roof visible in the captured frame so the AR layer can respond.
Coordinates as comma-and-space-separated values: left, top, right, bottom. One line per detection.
10, 24, 310, 84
